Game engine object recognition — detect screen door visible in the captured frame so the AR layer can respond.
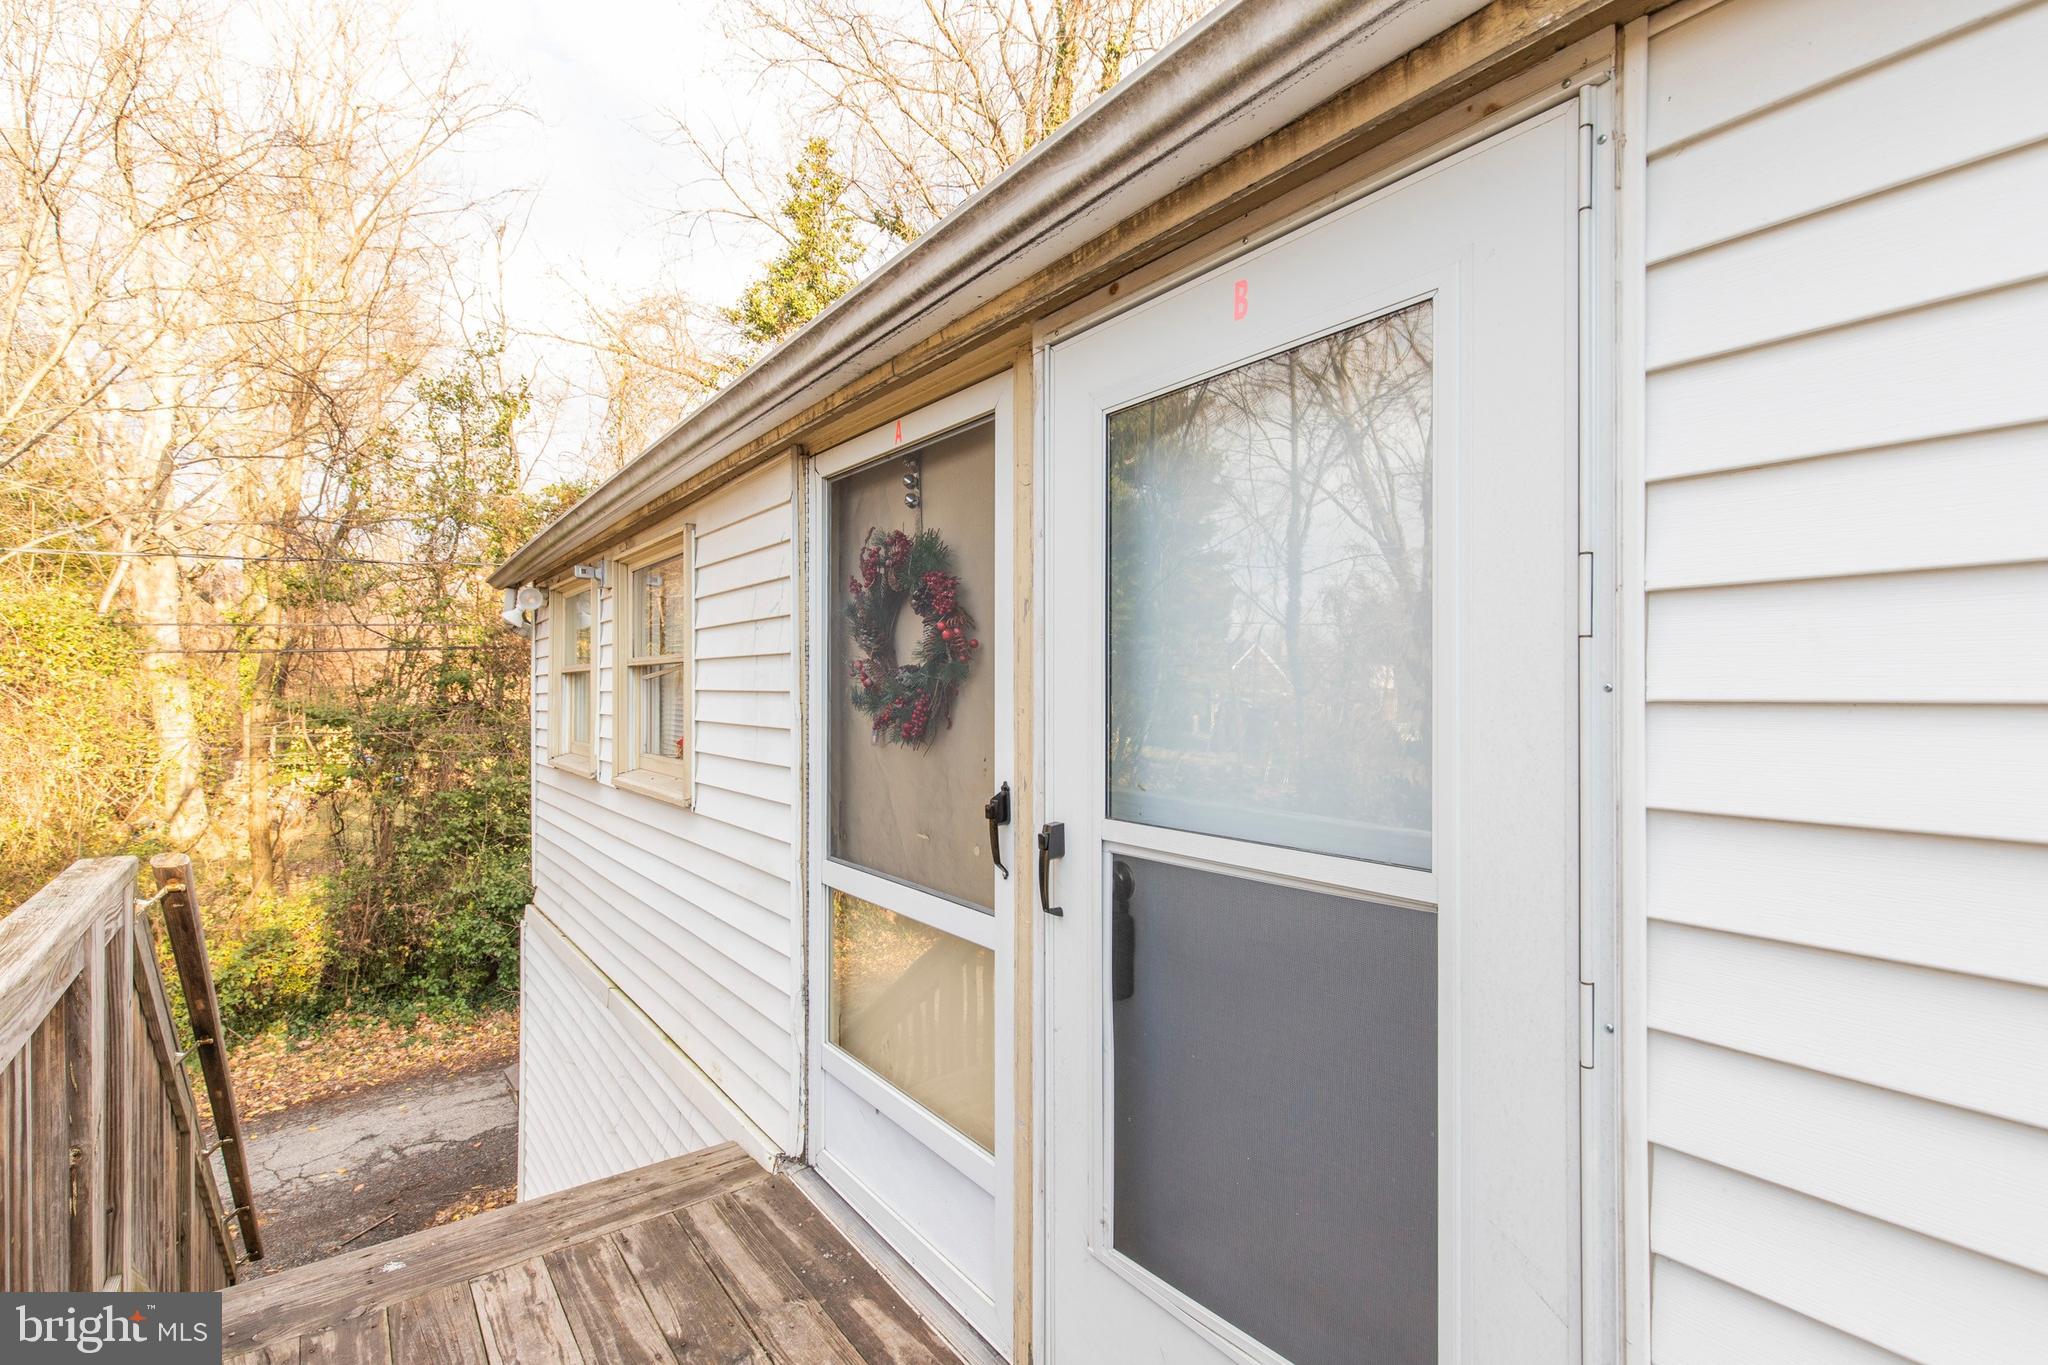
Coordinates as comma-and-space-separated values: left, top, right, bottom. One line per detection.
1042, 104, 1587, 1365
807, 376, 1016, 1351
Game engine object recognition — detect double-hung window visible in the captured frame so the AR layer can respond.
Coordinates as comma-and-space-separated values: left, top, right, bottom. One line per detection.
553, 584, 595, 764
620, 535, 692, 795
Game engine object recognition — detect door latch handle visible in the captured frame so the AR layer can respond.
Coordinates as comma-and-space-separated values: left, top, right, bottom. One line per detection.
1036, 822, 1065, 916
1111, 860, 1135, 1000
983, 783, 1011, 880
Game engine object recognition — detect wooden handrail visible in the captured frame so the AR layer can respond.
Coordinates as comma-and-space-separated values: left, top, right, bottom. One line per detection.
0, 859, 121, 1067
132, 913, 240, 1285
1, 856, 238, 1291
149, 854, 264, 1263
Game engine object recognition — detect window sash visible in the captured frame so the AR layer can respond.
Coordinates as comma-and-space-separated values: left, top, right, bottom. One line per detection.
627, 660, 690, 778
631, 549, 689, 662
555, 586, 595, 760
559, 664, 593, 756
622, 539, 691, 784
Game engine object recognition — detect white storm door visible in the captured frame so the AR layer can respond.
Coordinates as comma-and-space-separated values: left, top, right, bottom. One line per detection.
1042, 105, 1586, 1365
806, 375, 1016, 1353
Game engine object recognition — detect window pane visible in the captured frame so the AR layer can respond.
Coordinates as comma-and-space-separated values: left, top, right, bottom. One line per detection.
1110, 856, 1436, 1364
635, 552, 687, 657
569, 590, 593, 665
637, 663, 688, 764
829, 422, 997, 909
562, 670, 591, 747
1107, 301, 1433, 868
830, 890, 995, 1151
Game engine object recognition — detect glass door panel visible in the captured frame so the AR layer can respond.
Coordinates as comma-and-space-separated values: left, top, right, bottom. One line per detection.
1107, 302, 1433, 869
829, 421, 999, 909
831, 889, 996, 1151
1098, 306, 1439, 1364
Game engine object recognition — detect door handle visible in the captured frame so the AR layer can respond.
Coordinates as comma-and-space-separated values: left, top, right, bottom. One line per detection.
1111, 860, 1135, 1001
983, 783, 1011, 880
1036, 823, 1064, 916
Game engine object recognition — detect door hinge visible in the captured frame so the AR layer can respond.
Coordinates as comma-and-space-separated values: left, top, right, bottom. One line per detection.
1577, 120, 1596, 211
1579, 981, 1597, 1070
1577, 551, 1595, 638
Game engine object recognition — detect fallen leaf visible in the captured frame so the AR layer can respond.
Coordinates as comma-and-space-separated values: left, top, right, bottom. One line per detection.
223, 1010, 518, 1121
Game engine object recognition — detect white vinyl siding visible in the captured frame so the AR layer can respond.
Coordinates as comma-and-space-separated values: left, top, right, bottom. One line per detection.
518, 912, 730, 1198
524, 459, 801, 1174
1640, 1, 2048, 1361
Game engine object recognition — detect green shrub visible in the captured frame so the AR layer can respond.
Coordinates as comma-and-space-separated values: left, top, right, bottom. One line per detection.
415, 839, 528, 1007
317, 673, 532, 1017
0, 583, 154, 908
208, 880, 333, 1032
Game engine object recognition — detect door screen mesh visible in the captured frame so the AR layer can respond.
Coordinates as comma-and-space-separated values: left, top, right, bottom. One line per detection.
828, 422, 997, 909
1110, 855, 1437, 1364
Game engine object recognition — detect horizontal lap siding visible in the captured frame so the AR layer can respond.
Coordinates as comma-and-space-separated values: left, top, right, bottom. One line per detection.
525, 460, 802, 1183
1642, 1, 2048, 1360
518, 915, 726, 1198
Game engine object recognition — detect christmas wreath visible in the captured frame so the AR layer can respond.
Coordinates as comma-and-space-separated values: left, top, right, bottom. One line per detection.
845, 527, 979, 746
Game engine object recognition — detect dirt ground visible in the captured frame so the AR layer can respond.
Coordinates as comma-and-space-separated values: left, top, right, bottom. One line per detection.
233, 1052, 520, 1274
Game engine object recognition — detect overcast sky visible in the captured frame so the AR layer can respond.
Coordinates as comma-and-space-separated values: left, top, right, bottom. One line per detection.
423, 0, 778, 478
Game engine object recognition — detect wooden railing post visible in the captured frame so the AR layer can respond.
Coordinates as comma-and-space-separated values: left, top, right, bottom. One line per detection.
61, 920, 107, 1290
105, 906, 134, 1289
130, 913, 238, 1287
148, 855, 264, 1263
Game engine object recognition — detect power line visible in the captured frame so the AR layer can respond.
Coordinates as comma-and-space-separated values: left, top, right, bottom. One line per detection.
128, 622, 484, 631
142, 643, 505, 655
3, 546, 489, 569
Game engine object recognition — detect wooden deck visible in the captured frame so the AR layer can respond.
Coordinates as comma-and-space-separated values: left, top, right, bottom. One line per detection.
220, 1143, 963, 1364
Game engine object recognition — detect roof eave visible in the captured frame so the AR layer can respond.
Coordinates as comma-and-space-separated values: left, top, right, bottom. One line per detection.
490, 0, 1491, 589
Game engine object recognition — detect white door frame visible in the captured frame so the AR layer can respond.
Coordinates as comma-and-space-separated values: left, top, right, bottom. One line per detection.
802, 372, 1018, 1354
1027, 72, 1623, 1365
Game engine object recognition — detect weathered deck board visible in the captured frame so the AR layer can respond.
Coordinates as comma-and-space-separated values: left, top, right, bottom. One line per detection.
612, 1208, 767, 1364
220, 1143, 962, 1365
296, 1312, 390, 1365
391, 1281, 491, 1365
221, 1143, 762, 1350
682, 1196, 865, 1364
472, 1256, 583, 1365
543, 1235, 674, 1365
730, 1178, 958, 1364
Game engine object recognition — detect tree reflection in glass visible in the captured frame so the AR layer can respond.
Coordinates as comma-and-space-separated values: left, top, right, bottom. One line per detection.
1107, 300, 1433, 868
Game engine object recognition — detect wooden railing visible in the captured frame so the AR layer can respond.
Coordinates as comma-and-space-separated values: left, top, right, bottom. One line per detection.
842, 938, 996, 1115
0, 855, 254, 1290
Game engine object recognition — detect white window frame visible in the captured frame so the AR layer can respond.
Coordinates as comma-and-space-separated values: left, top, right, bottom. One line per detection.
615, 528, 695, 803
550, 582, 596, 769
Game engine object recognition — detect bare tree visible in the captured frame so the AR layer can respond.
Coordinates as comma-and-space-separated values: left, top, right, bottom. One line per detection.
673, 0, 1215, 282
535, 283, 736, 475
201, 0, 514, 894
1, 0, 271, 844
2, 0, 522, 894
0, 0, 253, 477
